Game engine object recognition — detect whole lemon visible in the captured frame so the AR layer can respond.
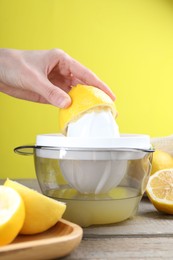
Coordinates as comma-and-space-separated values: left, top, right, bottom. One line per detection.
151, 150, 173, 175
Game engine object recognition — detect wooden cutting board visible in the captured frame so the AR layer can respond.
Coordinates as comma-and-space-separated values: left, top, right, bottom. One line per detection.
0, 219, 83, 260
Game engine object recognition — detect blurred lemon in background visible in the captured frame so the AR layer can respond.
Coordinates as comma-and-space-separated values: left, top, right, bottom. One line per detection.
151, 150, 173, 175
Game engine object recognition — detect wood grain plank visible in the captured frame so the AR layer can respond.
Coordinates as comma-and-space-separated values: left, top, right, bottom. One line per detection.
64, 237, 173, 259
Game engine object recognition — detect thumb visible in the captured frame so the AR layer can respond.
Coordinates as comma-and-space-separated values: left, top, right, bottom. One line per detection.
39, 80, 71, 108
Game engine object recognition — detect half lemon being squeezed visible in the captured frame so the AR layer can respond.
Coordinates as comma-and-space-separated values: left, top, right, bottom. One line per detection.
59, 84, 119, 137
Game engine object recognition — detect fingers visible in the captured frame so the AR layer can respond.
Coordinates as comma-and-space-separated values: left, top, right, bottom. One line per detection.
0, 82, 50, 104
69, 58, 116, 101
0, 80, 71, 108
52, 50, 116, 100
37, 79, 71, 108
0, 48, 115, 108
42, 49, 116, 101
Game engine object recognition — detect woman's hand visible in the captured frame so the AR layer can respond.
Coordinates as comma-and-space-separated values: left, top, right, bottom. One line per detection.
0, 48, 115, 108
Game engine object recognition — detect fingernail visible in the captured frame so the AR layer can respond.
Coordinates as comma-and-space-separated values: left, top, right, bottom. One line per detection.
58, 97, 71, 108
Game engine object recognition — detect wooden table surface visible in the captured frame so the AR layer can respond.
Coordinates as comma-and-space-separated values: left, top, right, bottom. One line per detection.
1, 179, 173, 259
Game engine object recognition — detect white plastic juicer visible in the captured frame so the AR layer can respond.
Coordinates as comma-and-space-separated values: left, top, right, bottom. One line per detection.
14, 133, 153, 227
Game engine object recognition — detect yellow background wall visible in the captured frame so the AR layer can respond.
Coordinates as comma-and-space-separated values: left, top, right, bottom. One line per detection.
1, 0, 173, 178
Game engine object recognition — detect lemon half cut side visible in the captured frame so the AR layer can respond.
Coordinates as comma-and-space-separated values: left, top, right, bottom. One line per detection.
0, 185, 25, 246
59, 84, 117, 135
146, 169, 173, 214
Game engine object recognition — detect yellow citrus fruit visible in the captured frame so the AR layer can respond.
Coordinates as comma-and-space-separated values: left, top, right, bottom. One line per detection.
146, 169, 173, 214
151, 149, 173, 175
4, 179, 66, 235
59, 84, 117, 134
0, 185, 25, 246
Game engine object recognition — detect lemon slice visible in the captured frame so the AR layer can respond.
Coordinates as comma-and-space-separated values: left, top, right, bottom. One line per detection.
0, 185, 25, 246
146, 169, 173, 214
59, 84, 117, 134
4, 179, 66, 235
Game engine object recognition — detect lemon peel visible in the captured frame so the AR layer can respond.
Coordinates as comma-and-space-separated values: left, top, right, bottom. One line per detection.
59, 84, 117, 134
0, 185, 25, 246
4, 179, 66, 235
